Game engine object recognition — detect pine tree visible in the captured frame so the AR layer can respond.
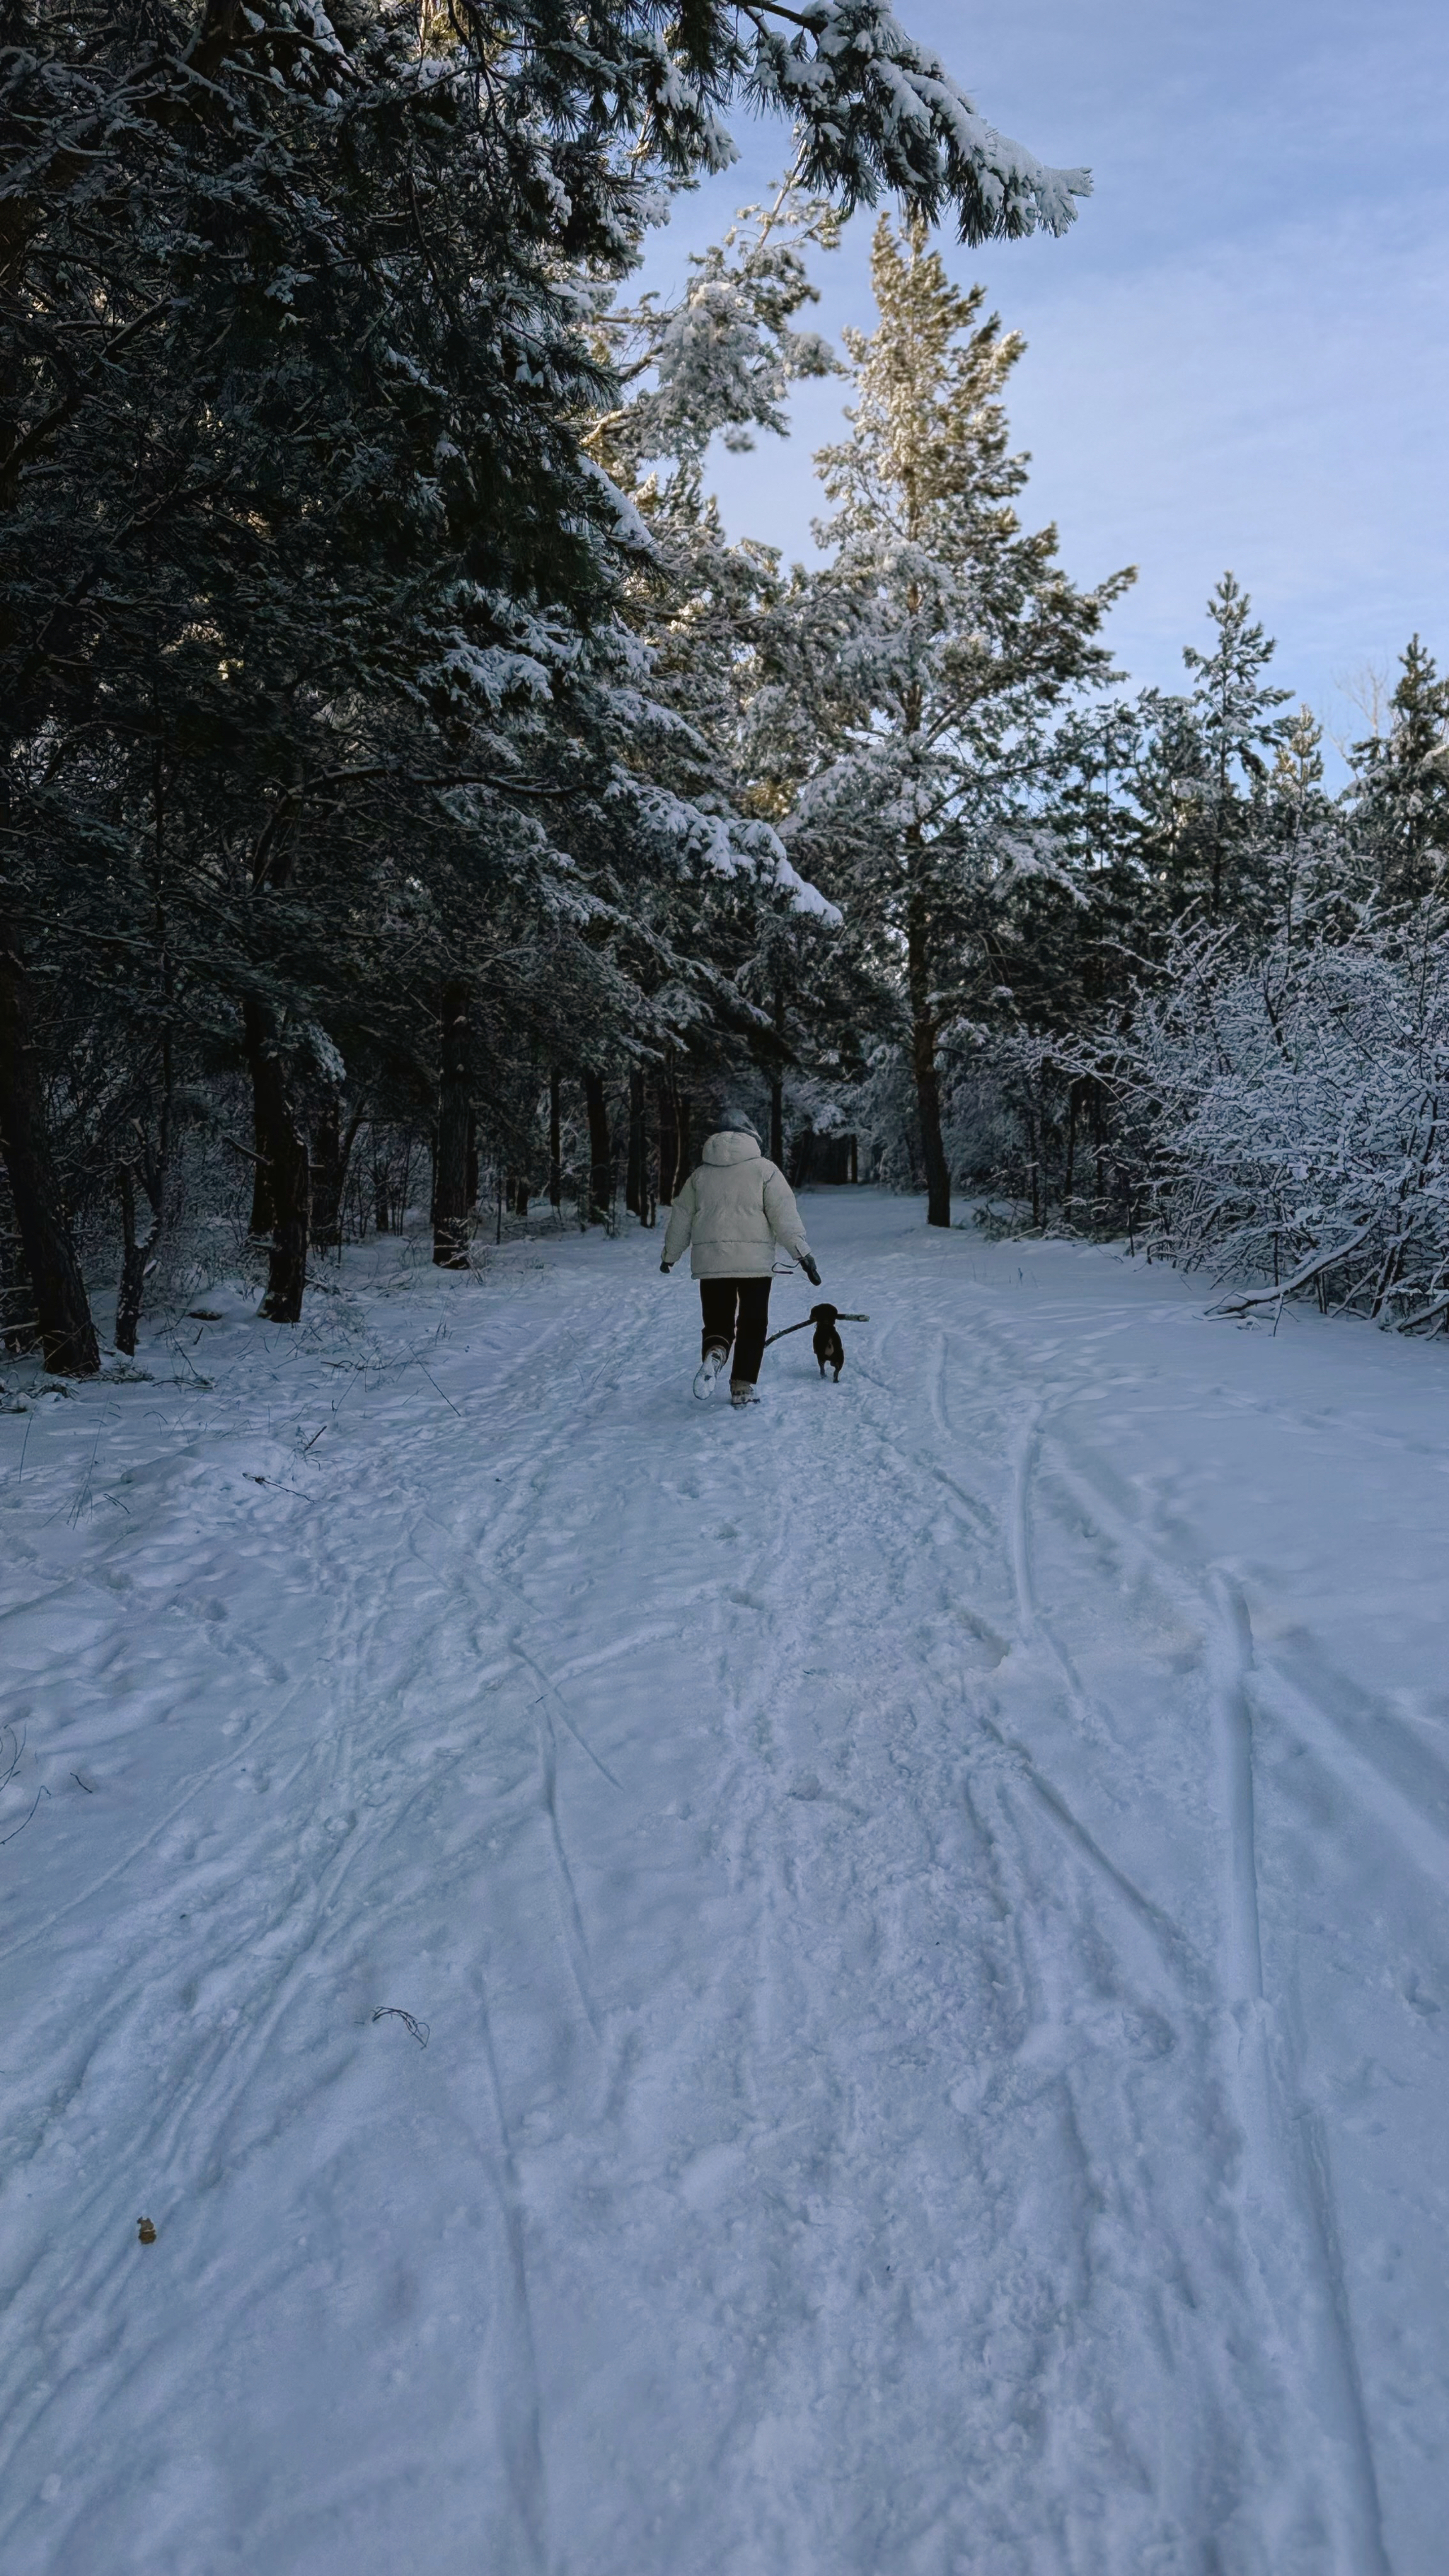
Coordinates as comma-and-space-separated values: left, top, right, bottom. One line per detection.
1346, 635, 1449, 906
568, 183, 853, 1177
753, 216, 1131, 1225
0, 0, 1093, 1354
1136, 574, 1293, 927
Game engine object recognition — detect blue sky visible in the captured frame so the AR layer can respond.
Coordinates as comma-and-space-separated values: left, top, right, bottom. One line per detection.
647, 0, 1449, 770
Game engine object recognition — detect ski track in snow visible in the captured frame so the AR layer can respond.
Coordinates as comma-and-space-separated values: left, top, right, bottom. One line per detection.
2, 1199, 1449, 2574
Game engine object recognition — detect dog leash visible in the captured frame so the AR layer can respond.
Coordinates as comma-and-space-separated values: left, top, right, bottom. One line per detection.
763, 1310, 870, 1348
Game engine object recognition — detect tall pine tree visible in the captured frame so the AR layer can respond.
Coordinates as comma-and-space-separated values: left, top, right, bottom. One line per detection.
1347, 636, 1449, 906
753, 217, 1130, 1225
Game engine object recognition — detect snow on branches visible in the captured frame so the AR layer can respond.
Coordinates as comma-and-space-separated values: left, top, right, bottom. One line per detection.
1111, 911, 1449, 1334
744, 0, 1090, 239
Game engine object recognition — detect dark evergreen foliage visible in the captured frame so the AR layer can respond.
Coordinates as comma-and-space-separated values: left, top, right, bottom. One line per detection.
4, 0, 1089, 1354
9, 4, 1438, 1348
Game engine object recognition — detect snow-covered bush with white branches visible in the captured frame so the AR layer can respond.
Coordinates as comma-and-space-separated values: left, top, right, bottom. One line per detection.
1115, 910, 1449, 1331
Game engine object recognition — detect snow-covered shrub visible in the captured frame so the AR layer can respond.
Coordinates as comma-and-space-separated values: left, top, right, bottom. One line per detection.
1116, 909, 1449, 1329
66, 1096, 255, 1324
930, 1026, 1135, 1235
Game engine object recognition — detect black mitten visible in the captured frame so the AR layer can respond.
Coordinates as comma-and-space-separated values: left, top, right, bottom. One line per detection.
801, 1254, 821, 1287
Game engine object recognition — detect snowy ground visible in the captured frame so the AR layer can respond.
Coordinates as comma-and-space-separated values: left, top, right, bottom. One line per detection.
2, 1191, 1448, 2576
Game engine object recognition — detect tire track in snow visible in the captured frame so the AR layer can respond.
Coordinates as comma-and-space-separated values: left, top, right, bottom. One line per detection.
1008, 1394, 1045, 1635
686, 1415, 1034, 2563
1005, 1387, 1123, 1757
936, 1709, 1257, 2558
1041, 1433, 1449, 1883
936, 1298, 1393, 2565
486, 1295, 1012, 2558
850, 1336, 1195, 1985
1022, 1421, 1392, 2572
973, 1705, 1206, 1985
450, 1303, 884, 2560
1254, 1650, 1449, 1889
926, 1325, 950, 1447
799, 1303, 1216, 2032
4, 1211, 1426, 2572
0, 1449, 502, 2514
531, 1699, 601, 2044
686, 1266, 1274, 2560
1209, 1569, 1264, 2006
0, 1670, 313, 1972
1204, 1565, 1390, 2576
850, 1286, 1387, 2561
0, 1257, 647, 2558
467, 1960, 551, 2576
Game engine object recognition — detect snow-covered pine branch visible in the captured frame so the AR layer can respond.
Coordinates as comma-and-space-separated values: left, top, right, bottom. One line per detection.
742, 0, 1090, 239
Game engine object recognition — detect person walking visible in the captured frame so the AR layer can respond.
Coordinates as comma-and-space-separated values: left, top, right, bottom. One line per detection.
660, 1110, 821, 1407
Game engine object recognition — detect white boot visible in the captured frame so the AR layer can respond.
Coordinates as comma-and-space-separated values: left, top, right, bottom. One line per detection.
693, 1343, 729, 1400
730, 1380, 759, 1409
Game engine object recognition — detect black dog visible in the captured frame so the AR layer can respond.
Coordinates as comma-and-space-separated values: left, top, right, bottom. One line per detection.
811, 1303, 845, 1381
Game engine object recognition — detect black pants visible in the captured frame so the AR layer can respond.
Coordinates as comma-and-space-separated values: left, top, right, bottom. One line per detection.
700, 1278, 771, 1384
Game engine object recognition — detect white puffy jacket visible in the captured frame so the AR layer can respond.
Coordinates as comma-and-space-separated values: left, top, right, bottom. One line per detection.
663, 1131, 812, 1279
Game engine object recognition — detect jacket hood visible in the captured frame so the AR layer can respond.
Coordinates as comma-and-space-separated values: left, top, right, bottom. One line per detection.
701, 1130, 762, 1167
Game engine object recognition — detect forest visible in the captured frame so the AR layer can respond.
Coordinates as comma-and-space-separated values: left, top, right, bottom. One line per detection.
5, 0, 1448, 1376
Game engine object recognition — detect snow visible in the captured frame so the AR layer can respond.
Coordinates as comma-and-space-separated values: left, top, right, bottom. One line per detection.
3, 1194, 1448, 2574
573, 454, 654, 558
749, 5, 1090, 240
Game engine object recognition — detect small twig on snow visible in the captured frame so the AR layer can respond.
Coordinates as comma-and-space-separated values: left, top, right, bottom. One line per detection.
410, 1353, 463, 1416
0, 1784, 50, 1847
372, 2006, 429, 2047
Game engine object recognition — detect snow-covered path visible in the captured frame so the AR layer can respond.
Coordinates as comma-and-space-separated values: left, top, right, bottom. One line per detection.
4, 1194, 1449, 2575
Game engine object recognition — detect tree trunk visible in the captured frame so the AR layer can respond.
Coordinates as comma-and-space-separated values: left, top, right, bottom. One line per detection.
115, 1163, 160, 1357
657, 1076, 678, 1207
640, 1084, 656, 1228
584, 1071, 612, 1225
243, 994, 310, 1322
466, 1109, 479, 1219
372, 1133, 391, 1235
116, 1169, 146, 1357
906, 896, 950, 1229
625, 1068, 645, 1218
1062, 1082, 1078, 1225
248, 1100, 273, 1240
433, 979, 471, 1268
311, 1092, 352, 1256
115, 1050, 173, 1357
1089, 1079, 1107, 1225
514, 1177, 529, 1220
548, 1072, 562, 1210
0, 908, 99, 1374
769, 1075, 784, 1168
0, 1184, 33, 1354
